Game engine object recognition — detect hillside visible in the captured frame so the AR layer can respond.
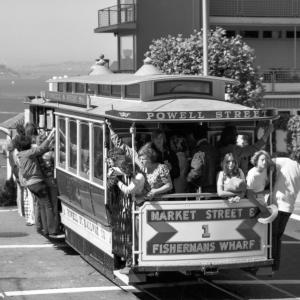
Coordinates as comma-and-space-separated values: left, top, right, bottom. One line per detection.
0, 64, 20, 78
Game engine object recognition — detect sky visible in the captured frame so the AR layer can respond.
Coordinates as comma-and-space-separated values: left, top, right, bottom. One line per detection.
0, 0, 117, 67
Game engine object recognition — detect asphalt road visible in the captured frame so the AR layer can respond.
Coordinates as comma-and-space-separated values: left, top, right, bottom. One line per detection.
0, 202, 300, 300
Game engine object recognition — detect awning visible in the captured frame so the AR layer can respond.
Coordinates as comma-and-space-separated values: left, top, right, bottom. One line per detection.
0, 112, 24, 136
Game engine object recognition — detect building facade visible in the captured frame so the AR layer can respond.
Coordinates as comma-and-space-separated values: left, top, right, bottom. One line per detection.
94, 0, 300, 147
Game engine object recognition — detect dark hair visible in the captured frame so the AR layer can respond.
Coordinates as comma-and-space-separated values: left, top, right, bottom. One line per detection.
138, 142, 158, 163
222, 153, 240, 177
219, 125, 237, 147
25, 122, 38, 137
16, 123, 25, 136
13, 135, 32, 152
151, 129, 165, 141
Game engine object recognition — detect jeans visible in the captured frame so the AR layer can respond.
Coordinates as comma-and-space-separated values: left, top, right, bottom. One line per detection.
272, 211, 291, 271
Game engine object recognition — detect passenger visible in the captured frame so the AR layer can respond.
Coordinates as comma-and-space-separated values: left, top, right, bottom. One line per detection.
187, 136, 219, 193
106, 120, 172, 202
108, 156, 146, 197
24, 123, 41, 229
218, 124, 273, 175
217, 153, 246, 203
14, 129, 57, 237
170, 134, 189, 193
271, 156, 300, 272
151, 129, 180, 184
246, 150, 278, 224
7, 123, 25, 217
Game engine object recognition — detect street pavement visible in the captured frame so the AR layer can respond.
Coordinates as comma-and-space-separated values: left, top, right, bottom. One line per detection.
1, 203, 300, 299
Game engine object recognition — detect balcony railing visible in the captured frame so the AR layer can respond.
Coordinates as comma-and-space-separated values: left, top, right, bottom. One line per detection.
210, 0, 300, 17
97, 4, 135, 28
262, 69, 300, 83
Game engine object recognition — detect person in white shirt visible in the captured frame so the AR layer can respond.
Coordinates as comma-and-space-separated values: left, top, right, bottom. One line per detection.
271, 157, 300, 271
246, 150, 278, 224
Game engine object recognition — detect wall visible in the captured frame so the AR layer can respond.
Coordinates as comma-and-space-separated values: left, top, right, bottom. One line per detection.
136, 0, 201, 68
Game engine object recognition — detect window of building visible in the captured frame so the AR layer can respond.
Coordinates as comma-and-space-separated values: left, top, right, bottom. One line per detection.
263, 31, 272, 38
240, 31, 259, 38
58, 118, 66, 168
286, 31, 300, 38
226, 30, 236, 38
80, 122, 90, 178
93, 125, 104, 183
69, 119, 77, 172
120, 35, 135, 71
125, 84, 140, 98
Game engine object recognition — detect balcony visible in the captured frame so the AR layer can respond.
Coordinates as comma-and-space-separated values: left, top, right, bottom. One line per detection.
261, 69, 300, 93
94, 4, 136, 34
210, 0, 300, 17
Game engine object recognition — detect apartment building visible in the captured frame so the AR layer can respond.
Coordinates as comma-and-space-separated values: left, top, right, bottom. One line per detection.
94, 0, 300, 121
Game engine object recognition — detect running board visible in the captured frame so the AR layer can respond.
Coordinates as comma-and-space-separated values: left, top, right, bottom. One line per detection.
113, 270, 147, 284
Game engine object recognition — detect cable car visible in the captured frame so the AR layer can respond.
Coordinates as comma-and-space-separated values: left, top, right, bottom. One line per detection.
24, 58, 277, 283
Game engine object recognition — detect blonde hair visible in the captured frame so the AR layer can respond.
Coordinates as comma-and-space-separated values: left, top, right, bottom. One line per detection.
250, 150, 272, 169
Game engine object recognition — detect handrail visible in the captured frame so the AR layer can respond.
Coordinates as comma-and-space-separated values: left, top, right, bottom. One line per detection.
159, 193, 219, 199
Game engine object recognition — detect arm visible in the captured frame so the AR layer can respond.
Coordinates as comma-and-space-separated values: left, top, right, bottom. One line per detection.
106, 120, 143, 170
117, 173, 145, 195
217, 171, 238, 197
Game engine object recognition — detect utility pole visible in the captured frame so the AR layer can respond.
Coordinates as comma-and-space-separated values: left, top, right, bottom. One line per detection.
202, 0, 209, 76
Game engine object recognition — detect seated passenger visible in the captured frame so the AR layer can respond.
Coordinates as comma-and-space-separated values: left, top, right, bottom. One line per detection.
217, 153, 246, 203
151, 129, 180, 184
187, 136, 219, 193
170, 134, 189, 193
247, 150, 278, 224
106, 120, 173, 203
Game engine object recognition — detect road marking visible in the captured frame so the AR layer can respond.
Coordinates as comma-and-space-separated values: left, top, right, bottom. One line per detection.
246, 273, 298, 299
291, 213, 300, 221
4, 286, 136, 297
0, 209, 18, 212
214, 279, 300, 285
0, 244, 68, 249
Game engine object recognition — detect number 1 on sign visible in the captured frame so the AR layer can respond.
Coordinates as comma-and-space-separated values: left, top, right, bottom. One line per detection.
202, 225, 211, 238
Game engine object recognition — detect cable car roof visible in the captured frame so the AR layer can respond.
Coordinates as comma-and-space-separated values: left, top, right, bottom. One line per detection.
28, 95, 277, 123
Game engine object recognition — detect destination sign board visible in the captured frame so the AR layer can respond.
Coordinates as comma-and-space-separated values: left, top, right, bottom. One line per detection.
105, 109, 276, 121
139, 200, 268, 266
45, 91, 88, 106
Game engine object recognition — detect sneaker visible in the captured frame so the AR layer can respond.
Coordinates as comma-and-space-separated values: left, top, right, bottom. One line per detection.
258, 204, 278, 224
26, 222, 34, 226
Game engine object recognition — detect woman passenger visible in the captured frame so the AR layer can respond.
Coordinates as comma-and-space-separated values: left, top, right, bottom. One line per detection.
106, 120, 172, 202
246, 150, 278, 224
217, 153, 246, 203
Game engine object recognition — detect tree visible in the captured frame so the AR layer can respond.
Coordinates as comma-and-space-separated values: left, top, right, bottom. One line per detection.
145, 27, 264, 108
287, 115, 300, 162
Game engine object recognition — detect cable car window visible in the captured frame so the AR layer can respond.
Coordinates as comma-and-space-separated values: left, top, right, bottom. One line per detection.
111, 85, 121, 97
93, 125, 103, 182
80, 122, 89, 178
125, 84, 140, 98
75, 83, 85, 93
87, 84, 98, 95
154, 80, 212, 96
66, 82, 72, 93
57, 82, 64, 92
58, 118, 66, 168
99, 84, 111, 96
69, 119, 77, 172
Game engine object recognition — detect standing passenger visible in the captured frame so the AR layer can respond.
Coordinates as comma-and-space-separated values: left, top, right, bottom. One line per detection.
14, 129, 57, 237
246, 150, 278, 224
271, 157, 300, 272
